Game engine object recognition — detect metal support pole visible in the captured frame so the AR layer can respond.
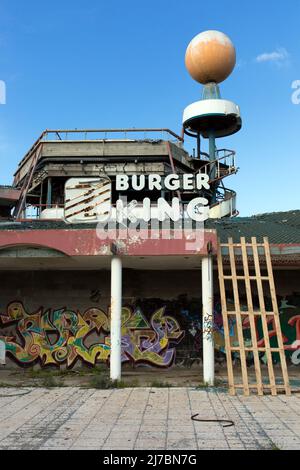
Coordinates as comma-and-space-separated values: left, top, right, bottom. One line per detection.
46, 177, 52, 208
202, 255, 214, 386
209, 131, 216, 203
39, 180, 43, 218
110, 256, 122, 381
197, 133, 201, 159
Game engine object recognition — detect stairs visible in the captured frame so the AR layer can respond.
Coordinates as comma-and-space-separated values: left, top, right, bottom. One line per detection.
209, 188, 237, 219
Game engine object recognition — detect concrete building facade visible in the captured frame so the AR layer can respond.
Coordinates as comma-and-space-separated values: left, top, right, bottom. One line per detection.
0, 129, 299, 385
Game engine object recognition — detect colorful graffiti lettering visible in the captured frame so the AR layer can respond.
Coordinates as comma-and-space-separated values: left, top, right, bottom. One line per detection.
121, 306, 184, 366
242, 300, 300, 364
214, 295, 300, 364
0, 301, 184, 368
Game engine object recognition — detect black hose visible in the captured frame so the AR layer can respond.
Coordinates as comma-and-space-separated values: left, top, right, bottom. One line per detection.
0, 389, 32, 398
191, 413, 235, 428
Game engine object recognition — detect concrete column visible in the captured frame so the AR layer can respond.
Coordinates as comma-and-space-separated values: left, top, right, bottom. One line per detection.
202, 255, 214, 386
110, 256, 122, 381
209, 131, 217, 204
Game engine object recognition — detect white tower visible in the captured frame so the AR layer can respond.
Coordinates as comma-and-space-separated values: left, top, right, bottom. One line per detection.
183, 30, 242, 213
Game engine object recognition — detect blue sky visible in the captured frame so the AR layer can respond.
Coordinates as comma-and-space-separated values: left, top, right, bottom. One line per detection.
0, 0, 299, 216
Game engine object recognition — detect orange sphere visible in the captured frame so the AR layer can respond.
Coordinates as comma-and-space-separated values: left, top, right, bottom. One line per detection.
185, 30, 236, 84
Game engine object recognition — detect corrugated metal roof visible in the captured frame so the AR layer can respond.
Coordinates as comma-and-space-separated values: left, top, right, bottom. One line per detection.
0, 210, 300, 245
205, 210, 300, 244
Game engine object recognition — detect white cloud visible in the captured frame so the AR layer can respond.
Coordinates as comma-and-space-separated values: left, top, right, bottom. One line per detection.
0, 81, 6, 105
236, 59, 246, 69
255, 47, 290, 65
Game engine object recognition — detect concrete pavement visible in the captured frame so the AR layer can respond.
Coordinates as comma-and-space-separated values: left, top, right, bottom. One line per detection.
0, 387, 300, 450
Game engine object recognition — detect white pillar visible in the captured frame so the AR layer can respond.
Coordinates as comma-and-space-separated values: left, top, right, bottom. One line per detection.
202, 255, 214, 386
110, 256, 122, 381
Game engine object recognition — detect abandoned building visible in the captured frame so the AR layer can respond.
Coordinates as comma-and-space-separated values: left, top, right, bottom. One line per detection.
0, 126, 299, 395
0, 30, 299, 396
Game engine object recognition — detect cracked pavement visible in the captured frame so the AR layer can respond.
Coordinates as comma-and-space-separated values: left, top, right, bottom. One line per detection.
0, 387, 300, 450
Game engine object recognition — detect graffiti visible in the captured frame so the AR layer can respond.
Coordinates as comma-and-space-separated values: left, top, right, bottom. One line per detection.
0, 302, 184, 368
90, 289, 102, 303
291, 340, 300, 365
242, 311, 300, 365
179, 304, 202, 358
214, 293, 300, 365
187, 322, 202, 352
1, 291, 299, 369
121, 306, 184, 366
203, 313, 214, 342
0, 339, 5, 365
0, 302, 110, 367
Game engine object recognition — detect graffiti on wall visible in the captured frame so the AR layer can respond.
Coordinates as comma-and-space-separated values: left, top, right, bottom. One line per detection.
127, 293, 300, 366
0, 302, 184, 368
214, 294, 300, 365
242, 297, 300, 364
1, 292, 299, 369
133, 297, 203, 367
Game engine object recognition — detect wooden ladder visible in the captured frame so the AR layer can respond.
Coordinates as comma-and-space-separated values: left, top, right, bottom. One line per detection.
217, 236, 291, 396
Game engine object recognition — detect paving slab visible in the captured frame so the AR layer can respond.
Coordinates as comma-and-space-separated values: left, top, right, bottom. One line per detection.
0, 387, 300, 450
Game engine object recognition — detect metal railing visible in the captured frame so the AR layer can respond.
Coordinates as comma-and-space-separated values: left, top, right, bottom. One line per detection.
210, 187, 238, 218
200, 149, 237, 182
14, 128, 184, 184
22, 204, 64, 220
43, 128, 183, 143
